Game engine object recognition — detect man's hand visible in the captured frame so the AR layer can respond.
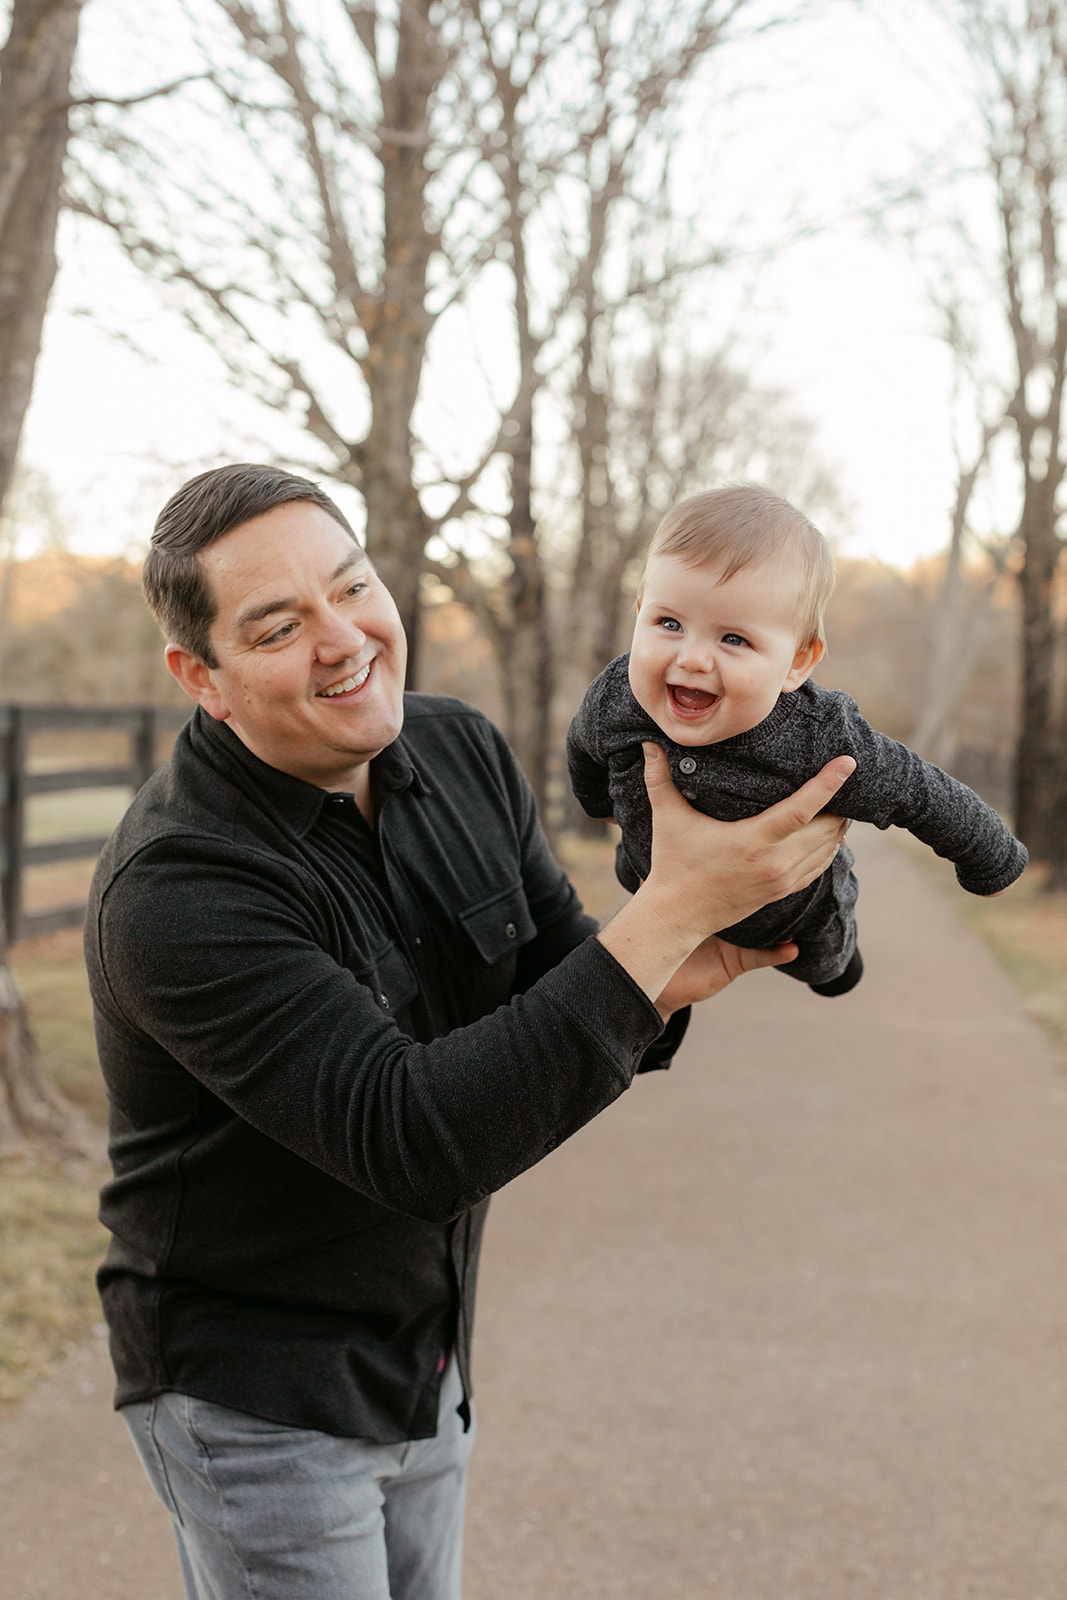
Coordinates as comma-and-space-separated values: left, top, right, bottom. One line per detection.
639, 742, 856, 939
597, 744, 856, 1008
655, 936, 800, 1020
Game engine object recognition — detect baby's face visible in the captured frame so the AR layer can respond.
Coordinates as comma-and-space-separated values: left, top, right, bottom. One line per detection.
628, 552, 822, 747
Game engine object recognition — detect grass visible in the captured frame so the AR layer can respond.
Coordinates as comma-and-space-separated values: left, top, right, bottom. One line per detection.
2, 826, 1066, 1416
0, 927, 109, 1413
0, 1150, 109, 1408
15, 927, 108, 1121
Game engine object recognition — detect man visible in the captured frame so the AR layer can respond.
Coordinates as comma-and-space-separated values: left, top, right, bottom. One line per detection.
85, 463, 853, 1600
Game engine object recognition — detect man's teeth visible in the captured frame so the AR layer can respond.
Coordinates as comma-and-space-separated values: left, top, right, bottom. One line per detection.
321, 664, 371, 697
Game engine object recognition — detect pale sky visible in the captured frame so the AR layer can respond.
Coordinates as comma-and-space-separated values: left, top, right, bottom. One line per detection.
15, 0, 1006, 569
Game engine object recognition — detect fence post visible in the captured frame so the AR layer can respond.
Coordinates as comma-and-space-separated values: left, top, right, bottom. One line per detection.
0, 707, 27, 943
132, 708, 156, 791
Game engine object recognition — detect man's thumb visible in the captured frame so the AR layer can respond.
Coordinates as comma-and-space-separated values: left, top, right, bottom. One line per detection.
642, 741, 678, 806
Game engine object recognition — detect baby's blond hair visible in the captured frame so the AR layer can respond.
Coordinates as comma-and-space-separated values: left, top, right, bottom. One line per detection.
643, 484, 835, 649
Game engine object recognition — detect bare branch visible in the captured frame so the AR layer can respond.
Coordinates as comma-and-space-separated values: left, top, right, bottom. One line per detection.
65, 74, 213, 112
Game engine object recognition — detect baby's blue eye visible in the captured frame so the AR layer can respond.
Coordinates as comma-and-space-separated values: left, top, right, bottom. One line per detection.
722, 632, 748, 647
659, 617, 682, 632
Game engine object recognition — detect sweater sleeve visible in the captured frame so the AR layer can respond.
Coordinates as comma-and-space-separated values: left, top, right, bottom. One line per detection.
826, 696, 1028, 894
566, 672, 616, 819
92, 839, 667, 1228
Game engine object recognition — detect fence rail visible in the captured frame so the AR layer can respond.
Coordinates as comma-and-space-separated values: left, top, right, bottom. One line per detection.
1, 704, 189, 942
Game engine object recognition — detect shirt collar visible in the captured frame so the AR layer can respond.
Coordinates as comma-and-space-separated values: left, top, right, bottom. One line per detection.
189, 707, 423, 837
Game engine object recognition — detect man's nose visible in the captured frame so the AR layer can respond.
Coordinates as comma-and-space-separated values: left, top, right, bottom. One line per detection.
313, 607, 366, 662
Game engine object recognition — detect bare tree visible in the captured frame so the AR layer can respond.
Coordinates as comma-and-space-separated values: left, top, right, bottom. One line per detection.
0, 0, 90, 1152
72, 0, 830, 819
906, 300, 1013, 767
564, 315, 848, 686
422, 0, 761, 809
907, 428, 1011, 769
71, 0, 497, 686
954, 0, 1067, 861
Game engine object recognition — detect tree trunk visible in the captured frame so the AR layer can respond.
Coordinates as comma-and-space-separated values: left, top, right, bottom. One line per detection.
0, 0, 84, 513
1045, 609, 1067, 889
909, 438, 1000, 769
500, 426, 553, 821
1013, 469, 1061, 854
0, 0, 90, 1152
358, 0, 439, 691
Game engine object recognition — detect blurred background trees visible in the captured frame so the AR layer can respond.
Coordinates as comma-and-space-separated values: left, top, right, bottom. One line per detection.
1, 0, 1066, 868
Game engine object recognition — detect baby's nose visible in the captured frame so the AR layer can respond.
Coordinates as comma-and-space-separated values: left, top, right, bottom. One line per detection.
677, 639, 717, 673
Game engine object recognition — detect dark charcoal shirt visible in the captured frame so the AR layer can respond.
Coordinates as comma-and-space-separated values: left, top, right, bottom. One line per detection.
86, 698, 682, 1442
568, 658, 1028, 937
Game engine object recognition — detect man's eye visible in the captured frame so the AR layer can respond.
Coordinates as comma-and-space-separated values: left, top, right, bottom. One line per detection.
722, 632, 749, 647
261, 621, 297, 645
344, 580, 368, 598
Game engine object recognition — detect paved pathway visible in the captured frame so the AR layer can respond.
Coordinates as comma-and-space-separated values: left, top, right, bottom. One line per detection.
3, 828, 1067, 1599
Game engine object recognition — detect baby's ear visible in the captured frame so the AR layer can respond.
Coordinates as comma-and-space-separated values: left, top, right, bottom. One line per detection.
782, 638, 824, 693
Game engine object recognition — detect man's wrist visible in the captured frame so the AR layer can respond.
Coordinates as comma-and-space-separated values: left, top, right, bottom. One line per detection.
596, 886, 700, 1004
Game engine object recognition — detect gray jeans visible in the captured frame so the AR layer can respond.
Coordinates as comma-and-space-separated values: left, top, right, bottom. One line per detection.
122, 1354, 474, 1600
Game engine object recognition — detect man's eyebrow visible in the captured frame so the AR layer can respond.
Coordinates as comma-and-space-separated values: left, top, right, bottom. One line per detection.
233, 550, 367, 635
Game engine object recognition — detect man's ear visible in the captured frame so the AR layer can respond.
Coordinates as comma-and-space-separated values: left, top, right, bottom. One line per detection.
782, 638, 824, 693
165, 644, 230, 722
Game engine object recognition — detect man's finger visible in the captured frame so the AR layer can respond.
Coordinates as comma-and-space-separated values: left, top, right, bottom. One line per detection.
642, 741, 683, 808
753, 755, 856, 842
738, 940, 799, 972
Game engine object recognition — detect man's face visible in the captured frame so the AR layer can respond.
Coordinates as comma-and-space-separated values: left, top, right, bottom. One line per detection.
169, 500, 407, 795
628, 551, 821, 747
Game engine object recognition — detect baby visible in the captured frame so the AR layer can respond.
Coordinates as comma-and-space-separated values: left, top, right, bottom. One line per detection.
567, 483, 1028, 996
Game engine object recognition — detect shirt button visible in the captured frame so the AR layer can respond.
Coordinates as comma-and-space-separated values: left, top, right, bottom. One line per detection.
413, 935, 422, 949
678, 756, 698, 775
379, 993, 390, 1009
504, 922, 517, 939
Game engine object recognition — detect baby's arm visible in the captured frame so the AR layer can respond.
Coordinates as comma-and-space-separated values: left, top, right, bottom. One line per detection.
566, 676, 617, 820
829, 700, 1027, 894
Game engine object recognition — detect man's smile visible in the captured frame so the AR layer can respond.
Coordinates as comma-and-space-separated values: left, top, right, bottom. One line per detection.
318, 661, 373, 698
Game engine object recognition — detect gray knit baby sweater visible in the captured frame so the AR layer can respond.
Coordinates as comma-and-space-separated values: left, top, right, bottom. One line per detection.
567, 654, 1028, 986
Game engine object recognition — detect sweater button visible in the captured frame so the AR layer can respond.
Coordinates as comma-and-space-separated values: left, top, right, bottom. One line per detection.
379, 993, 390, 1009
504, 922, 517, 938
678, 756, 697, 775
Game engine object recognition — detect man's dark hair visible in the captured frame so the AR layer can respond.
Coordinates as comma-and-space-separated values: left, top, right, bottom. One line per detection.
143, 463, 358, 666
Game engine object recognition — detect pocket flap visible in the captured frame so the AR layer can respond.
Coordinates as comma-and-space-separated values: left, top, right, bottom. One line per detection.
458, 884, 536, 964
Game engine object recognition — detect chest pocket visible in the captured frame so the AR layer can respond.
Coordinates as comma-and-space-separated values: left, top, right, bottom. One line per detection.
354, 938, 419, 1019
457, 883, 537, 1019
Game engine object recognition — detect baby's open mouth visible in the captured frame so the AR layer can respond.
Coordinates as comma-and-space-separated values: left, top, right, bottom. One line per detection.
669, 684, 718, 713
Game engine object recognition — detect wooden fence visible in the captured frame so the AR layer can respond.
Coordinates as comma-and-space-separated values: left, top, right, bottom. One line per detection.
0, 704, 189, 943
